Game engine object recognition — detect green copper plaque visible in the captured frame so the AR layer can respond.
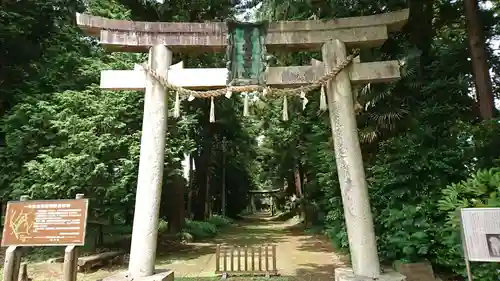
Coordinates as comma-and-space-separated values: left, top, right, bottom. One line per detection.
226, 20, 268, 86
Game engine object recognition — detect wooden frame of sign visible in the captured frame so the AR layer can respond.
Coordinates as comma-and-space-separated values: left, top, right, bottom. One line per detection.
1, 195, 88, 281
1, 199, 89, 247
458, 208, 500, 281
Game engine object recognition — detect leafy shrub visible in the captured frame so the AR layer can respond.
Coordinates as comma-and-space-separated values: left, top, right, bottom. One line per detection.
324, 224, 348, 252
436, 168, 500, 281
176, 231, 194, 243
206, 215, 232, 228
377, 203, 437, 263
366, 127, 472, 264
158, 219, 169, 234
183, 219, 219, 239
322, 196, 348, 250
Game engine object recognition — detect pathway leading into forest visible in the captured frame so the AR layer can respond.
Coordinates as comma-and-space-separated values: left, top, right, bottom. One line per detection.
8, 215, 347, 281
157, 215, 347, 280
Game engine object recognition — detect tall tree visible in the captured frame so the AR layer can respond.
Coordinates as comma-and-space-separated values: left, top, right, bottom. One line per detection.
464, 0, 495, 119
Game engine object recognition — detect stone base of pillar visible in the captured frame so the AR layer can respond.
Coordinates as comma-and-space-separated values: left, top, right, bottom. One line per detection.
101, 269, 174, 281
335, 268, 406, 281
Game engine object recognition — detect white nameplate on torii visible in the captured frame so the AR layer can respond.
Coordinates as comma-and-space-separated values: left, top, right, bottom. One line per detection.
100, 60, 401, 91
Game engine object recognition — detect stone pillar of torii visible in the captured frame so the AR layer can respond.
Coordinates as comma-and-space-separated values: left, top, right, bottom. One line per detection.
76, 9, 409, 281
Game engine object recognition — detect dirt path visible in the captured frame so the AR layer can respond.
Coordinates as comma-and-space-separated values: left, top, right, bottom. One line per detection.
6, 216, 347, 281
158, 216, 347, 280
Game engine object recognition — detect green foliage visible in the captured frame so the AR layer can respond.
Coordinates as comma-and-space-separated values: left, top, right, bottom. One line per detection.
158, 219, 170, 234
367, 120, 474, 262
377, 204, 435, 262
206, 215, 233, 228
158, 215, 232, 241
435, 168, 500, 280
182, 216, 232, 240
1, 1, 500, 280
250, 1, 500, 280
183, 220, 220, 239
0, 0, 254, 232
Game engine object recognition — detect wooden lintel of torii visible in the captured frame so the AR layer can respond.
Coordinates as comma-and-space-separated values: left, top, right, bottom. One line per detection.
101, 59, 400, 91
76, 9, 408, 52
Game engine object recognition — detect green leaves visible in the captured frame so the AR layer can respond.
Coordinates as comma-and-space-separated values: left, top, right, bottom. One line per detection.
435, 168, 500, 280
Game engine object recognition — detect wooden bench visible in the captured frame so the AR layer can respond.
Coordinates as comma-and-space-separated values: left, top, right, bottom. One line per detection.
215, 244, 278, 278
77, 251, 125, 272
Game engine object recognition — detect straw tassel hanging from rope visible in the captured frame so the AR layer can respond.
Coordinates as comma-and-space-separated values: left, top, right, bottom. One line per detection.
173, 91, 180, 118
243, 92, 249, 117
209, 97, 215, 123
225, 88, 232, 99
320, 84, 327, 110
263, 87, 269, 96
300, 91, 308, 110
282, 96, 288, 121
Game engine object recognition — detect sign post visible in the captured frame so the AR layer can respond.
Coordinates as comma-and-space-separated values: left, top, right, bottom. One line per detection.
2, 195, 29, 281
63, 194, 86, 281
459, 208, 500, 281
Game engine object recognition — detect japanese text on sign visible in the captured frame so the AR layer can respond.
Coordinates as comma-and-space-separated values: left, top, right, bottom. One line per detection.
1, 199, 89, 246
460, 208, 500, 262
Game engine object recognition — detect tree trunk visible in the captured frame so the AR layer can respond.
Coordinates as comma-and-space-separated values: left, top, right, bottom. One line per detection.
464, 0, 495, 120
125, 209, 134, 225
205, 172, 211, 219
167, 174, 185, 234
407, 0, 435, 74
221, 141, 226, 217
193, 101, 214, 221
294, 162, 306, 221
285, 174, 295, 196
294, 165, 303, 198
187, 154, 194, 219
193, 149, 209, 221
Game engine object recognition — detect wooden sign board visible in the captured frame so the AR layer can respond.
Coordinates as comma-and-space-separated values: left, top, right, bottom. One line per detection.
1, 199, 89, 246
460, 208, 500, 262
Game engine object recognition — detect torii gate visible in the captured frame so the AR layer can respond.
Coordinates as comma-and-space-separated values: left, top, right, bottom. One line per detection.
76, 9, 409, 281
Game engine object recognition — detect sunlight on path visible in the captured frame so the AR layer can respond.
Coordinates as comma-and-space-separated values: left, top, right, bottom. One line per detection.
7, 216, 347, 281
160, 216, 347, 280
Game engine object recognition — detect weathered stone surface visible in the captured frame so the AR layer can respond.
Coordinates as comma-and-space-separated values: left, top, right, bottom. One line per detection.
323, 39, 380, 278
127, 45, 171, 279
393, 260, 436, 281
76, 9, 408, 34
76, 9, 409, 52
101, 270, 174, 281
98, 26, 388, 52
335, 268, 406, 281
100, 60, 400, 90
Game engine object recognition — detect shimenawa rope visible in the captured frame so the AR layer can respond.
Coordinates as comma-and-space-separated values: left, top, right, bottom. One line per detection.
140, 49, 360, 122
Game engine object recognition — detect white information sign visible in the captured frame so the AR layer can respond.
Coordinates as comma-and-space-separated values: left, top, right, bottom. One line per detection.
460, 208, 500, 262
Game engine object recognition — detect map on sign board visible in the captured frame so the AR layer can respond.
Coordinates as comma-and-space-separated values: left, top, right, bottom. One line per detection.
460, 208, 500, 262
1, 199, 89, 246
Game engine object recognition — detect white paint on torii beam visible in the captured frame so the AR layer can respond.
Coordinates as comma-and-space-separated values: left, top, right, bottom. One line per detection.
101, 60, 400, 91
